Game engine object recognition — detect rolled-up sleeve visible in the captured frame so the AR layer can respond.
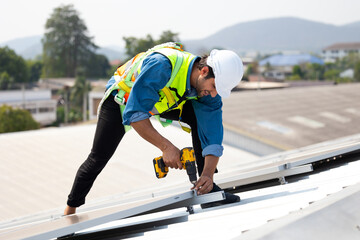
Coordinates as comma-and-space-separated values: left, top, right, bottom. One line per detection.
122, 53, 172, 126
191, 95, 224, 157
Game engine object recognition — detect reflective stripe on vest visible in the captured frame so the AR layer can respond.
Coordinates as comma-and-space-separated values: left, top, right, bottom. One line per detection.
96, 42, 195, 132
117, 47, 196, 115
148, 48, 196, 115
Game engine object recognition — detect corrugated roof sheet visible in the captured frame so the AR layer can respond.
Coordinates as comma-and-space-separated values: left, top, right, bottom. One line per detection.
223, 83, 360, 151
259, 54, 324, 66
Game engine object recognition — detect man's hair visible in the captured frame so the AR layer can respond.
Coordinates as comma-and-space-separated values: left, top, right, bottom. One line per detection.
197, 55, 215, 79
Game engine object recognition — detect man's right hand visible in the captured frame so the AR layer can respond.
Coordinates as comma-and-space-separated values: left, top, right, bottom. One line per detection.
131, 119, 182, 169
162, 144, 182, 169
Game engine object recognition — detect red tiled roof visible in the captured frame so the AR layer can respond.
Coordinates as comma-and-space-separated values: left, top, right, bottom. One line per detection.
323, 42, 360, 51
110, 59, 122, 66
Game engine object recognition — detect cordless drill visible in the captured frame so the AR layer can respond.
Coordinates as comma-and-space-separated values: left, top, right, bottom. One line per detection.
153, 147, 197, 185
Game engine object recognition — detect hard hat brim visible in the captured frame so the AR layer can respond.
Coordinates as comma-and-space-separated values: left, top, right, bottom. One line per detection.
207, 49, 243, 99
215, 77, 231, 98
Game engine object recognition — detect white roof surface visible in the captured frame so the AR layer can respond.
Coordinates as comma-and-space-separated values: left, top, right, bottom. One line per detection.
0, 121, 257, 223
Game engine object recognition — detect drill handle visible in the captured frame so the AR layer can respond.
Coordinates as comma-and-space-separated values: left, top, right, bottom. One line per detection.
153, 157, 169, 179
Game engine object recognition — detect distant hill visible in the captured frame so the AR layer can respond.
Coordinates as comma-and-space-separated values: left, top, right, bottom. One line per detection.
0, 36, 125, 61
0, 35, 43, 59
183, 17, 360, 54
343, 21, 360, 28
96, 47, 125, 61
2, 17, 360, 59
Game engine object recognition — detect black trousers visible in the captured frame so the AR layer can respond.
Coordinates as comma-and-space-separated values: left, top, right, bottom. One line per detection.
67, 96, 206, 207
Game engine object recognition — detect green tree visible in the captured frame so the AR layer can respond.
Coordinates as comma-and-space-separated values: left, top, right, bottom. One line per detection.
123, 35, 155, 59
324, 69, 340, 80
55, 106, 65, 126
27, 60, 43, 83
123, 30, 180, 59
333, 52, 360, 73
0, 47, 29, 89
85, 53, 111, 78
248, 63, 258, 74
107, 64, 120, 78
158, 30, 180, 44
288, 74, 302, 80
0, 105, 39, 133
305, 63, 325, 80
354, 61, 360, 81
292, 65, 304, 79
70, 71, 91, 121
265, 62, 272, 71
0, 72, 14, 90
43, 4, 97, 77
243, 62, 258, 80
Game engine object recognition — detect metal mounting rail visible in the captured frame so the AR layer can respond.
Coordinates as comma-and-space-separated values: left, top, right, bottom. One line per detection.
218, 164, 313, 189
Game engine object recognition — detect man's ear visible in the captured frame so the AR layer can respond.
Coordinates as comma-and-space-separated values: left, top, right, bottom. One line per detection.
200, 66, 209, 76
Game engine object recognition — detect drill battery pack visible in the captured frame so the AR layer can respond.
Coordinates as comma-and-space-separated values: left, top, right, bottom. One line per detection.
153, 156, 168, 179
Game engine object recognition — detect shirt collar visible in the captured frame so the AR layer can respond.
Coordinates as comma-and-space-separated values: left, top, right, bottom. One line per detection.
185, 56, 200, 97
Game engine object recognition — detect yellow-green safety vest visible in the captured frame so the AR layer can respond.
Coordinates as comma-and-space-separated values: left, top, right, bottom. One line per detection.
99, 42, 197, 132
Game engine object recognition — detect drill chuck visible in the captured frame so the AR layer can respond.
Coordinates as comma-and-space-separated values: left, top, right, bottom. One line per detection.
184, 159, 197, 184
180, 147, 198, 184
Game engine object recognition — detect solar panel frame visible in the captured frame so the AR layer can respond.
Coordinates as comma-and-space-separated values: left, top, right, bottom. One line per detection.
0, 191, 225, 240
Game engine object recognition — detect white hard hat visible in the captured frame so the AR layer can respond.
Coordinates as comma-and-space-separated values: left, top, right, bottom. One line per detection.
206, 49, 243, 98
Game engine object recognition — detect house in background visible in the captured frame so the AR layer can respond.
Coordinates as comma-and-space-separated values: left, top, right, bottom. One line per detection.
89, 91, 105, 120
322, 42, 360, 62
37, 78, 109, 121
340, 69, 355, 78
0, 89, 57, 125
259, 54, 324, 80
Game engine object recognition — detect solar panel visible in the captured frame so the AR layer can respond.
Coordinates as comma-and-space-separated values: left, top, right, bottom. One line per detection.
74, 211, 190, 239
237, 182, 360, 240
0, 191, 224, 240
217, 140, 360, 190
284, 141, 360, 168
218, 164, 313, 189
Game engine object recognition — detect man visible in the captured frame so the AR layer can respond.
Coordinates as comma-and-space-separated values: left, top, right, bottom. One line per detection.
64, 42, 243, 215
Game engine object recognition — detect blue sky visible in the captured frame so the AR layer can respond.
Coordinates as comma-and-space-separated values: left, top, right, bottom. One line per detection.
1, 0, 359, 47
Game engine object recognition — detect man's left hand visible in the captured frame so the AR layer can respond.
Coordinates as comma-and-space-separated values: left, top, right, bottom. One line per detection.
192, 175, 213, 195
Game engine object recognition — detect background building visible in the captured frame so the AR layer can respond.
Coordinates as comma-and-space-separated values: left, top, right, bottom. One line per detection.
0, 89, 57, 125
322, 42, 360, 62
259, 54, 324, 80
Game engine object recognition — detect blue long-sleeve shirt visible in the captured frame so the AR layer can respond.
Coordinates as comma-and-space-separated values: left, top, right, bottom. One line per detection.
106, 53, 224, 157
